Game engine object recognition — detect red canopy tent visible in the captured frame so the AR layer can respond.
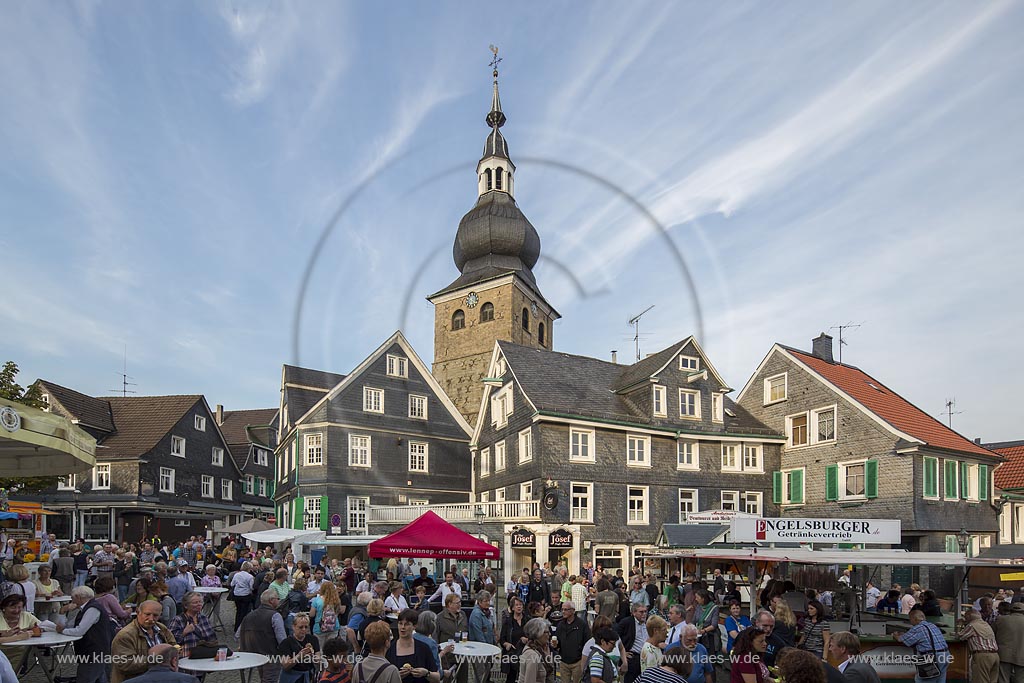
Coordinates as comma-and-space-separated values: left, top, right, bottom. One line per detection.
367, 510, 499, 560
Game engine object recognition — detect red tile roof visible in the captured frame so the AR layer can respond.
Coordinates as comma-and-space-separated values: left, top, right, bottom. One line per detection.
786, 348, 994, 458
991, 444, 1024, 490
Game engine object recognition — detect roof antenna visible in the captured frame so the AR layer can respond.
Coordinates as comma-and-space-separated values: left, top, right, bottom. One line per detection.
828, 321, 863, 364
940, 398, 964, 428
628, 305, 655, 361
109, 344, 137, 397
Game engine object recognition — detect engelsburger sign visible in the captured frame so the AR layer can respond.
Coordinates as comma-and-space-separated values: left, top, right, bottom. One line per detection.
731, 517, 901, 544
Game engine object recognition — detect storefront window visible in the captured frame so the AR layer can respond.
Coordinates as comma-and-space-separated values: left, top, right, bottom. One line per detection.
594, 547, 624, 572
83, 513, 109, 540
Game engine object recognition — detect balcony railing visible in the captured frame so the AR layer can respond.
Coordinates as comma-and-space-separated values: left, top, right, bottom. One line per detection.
368, 501, 540, 525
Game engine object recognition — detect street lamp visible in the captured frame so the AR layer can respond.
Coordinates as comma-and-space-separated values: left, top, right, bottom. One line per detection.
956, 527, 972, 617
72, 489, 81, 541
957, 527, 971, 556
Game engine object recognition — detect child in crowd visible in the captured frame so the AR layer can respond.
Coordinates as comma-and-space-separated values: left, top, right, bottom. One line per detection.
319, 637, 351, 683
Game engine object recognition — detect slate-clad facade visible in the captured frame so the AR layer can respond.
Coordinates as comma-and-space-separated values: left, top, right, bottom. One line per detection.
736, 334, 1002, 594
273, 331, 473, 537
218, 407, 279, 518
471, 338, 785, 573
32, 382, 263, 543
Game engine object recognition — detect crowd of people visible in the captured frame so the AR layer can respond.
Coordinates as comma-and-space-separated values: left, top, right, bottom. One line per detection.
3, 540, 1024, 683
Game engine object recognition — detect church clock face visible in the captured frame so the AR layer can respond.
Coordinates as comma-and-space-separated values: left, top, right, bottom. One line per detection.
464, 292, 479, 308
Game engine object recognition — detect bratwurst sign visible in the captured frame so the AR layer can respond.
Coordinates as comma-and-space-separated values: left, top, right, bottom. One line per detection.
731, 517, 901, 544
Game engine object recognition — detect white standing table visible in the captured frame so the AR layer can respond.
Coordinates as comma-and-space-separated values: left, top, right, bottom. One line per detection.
7, 632, 81, 683
452, 642, 500, 683
193, 586, 229, 633
180, 652, 270, 683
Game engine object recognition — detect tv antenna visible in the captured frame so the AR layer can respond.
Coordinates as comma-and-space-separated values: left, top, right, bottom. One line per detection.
628, 305, 655, 361
940, 398, 964, 428
828, 322, 863, 364
109, 345, 137, 397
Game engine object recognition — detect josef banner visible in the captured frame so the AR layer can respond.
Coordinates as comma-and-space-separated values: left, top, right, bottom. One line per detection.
731, 517, 901, 544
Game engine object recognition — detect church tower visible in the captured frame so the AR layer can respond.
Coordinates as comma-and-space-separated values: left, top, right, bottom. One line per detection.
429, 51, 560, 425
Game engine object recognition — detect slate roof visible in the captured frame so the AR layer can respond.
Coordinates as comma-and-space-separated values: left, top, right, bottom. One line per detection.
285, 386, 327, 423
498, 342, 779, 436
36, 380, 115, 433
220, 408, 278, 446
977, 543, 1024, 560
97, 395, 203, 459
611, 342, 687, 392
785, 347, 994, 458
282, 365, 346, 390
659, 524, 730, 547
987, 441, 1024, 490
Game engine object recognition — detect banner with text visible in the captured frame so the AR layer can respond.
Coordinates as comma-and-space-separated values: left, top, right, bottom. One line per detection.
731, 517, 901, 544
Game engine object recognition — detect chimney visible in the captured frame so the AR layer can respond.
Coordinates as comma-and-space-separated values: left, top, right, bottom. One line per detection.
215, 404, 224, 425
974, 438, 982, 444
611, 350, 618, 364
811, 333, 834, 363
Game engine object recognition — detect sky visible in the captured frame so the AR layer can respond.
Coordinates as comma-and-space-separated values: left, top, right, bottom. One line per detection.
1, 1, 1022, 442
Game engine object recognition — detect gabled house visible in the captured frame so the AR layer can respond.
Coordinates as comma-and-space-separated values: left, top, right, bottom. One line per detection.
216, 406, 279, 519
985, 441, 1024, 546
736, 334, 1002, 593
33, 381, 260, 543
471, 336, 784, 574
273, 331, 473, 539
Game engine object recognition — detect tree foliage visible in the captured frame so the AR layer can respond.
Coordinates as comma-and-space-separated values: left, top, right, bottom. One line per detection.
0, 361, 62, 491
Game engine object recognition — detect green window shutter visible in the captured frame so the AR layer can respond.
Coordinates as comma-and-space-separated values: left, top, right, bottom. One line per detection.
772, 471, 782, 504
825, 465, 839, 501
944, 461, 957, 499
292, 498, 302, 530
320, 496, 329, 530
923, 458, 937, 498
792, 469, 804, 504
962, 462, 970, 499
945, 535, 957, 553
980, 465, 989, 501
865, 460, 878, 499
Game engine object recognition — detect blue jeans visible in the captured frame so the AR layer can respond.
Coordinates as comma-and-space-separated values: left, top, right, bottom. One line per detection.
74, 570, 88, 587
117, 585, 128, 602
915, 652, 950, 683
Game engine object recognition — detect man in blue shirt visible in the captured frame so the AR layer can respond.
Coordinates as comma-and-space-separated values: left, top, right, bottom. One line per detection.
679, 625, 714, 683
895, 608, 950, 683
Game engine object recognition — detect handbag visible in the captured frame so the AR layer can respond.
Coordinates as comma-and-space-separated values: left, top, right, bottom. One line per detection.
911, 624, 942, 679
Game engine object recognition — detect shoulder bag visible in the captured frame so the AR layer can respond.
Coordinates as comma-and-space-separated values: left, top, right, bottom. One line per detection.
911, 624, 941, 679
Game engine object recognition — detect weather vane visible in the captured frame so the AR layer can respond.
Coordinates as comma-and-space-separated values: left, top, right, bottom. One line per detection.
489, 44, 502, 78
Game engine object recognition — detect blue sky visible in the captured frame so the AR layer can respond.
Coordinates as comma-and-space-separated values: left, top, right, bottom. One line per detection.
1, 2, 1021, 442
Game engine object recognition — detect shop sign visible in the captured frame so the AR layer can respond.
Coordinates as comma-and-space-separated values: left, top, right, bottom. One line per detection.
548, 529, 573, 548
511, 529, 536, 547
686, 510, 757, 524
731, 517, 901, 544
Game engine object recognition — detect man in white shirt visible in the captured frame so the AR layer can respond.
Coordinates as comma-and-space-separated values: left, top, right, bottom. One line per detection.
838, 569, 851, 587
403, 559, 418, 578
665, 604, 687, 648
828, 630, 881, 682
428, 571, 463, 604
864, 581, 881, 610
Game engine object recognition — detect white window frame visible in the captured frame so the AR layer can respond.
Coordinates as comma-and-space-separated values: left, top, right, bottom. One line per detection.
255, 449, 268, 466
348, 496, 369, 535
518, 429, 532, 464
171, 435, 186, 458
840, 459, 868, 500
211, 447, 224, 467
679, 355, 700, 371
520, 481, 533, 500
712, 393, 724, 423
570, 482, 593, 523
258, 478, 267, 496
194, 415, 206, 431
965, 463, 980, 502
386, 354, 408, 378
782, 467, 805, 506
58, 474, 77, 491
627, 486, 649, 525
744, 491, 763, 515
764, 373, 788, 404
626, 434, 651, 467
786, 412, 809, 448
495, 440, 506, 472
812, 406, 838, 443
678, 488, 699, 523
363, 387, 384, 414
349, 434, 371, 468
221, 479, 233, 500
495, 488, 506, 502
679, 389, 701, 419
480, 447, 491, 477
244, 475, 254, 495
159, 467, 175, 493
722, 444, 740, 472
92, 464, 110, 490
201, 475, 214, 498
742, 444, 763, 473
304, 497, 320, 531
491, 385, 513, 428
652, 385, 667, 418
495, 356, 507, 377
677, 441, 699, 471
569, 428, 595, 463
721, 490, 740, 512
409, 441, 428, 473
409, 395, 428, 420
305, 433, 324, 466
479, 491, 490, 503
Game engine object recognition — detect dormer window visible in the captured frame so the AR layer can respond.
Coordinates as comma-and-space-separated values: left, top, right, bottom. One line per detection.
652, 385, 667, 418
679, 356, 699, 372
712, 393, 724, 422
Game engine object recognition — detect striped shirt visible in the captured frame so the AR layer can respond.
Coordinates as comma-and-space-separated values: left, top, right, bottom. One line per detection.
959, 620, 999, 653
